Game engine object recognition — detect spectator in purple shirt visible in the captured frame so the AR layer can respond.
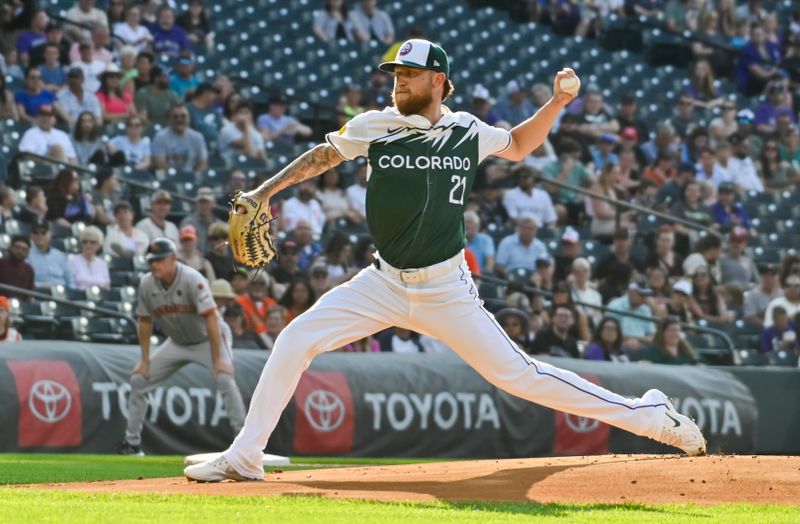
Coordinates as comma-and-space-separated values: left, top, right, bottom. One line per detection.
759, 306, 797, 353
16, 9, 49, 68
753, 80, 797, 135
149, 6, 191, 58
584, 316, 629, 362
736, 23, 783, 96
710, 182, 751, 232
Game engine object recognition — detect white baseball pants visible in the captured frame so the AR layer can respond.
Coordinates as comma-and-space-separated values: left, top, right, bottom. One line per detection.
225, 252, 668, 477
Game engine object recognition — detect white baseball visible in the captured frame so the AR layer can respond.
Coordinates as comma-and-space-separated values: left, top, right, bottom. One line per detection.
559, 76, 581, 96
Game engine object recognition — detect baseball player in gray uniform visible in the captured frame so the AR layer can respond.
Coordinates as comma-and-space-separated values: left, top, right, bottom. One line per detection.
118, 238, 247, 455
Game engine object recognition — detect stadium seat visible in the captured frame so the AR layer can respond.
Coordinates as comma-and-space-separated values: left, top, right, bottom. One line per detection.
737, 349, 770, 366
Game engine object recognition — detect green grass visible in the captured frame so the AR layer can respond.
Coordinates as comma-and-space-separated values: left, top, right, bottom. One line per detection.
0, 453, 443, 485
0, 490, 796, 523
0, 454, 795, 523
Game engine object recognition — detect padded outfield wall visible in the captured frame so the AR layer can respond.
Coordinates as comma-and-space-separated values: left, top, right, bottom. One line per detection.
0, 342, 795, 456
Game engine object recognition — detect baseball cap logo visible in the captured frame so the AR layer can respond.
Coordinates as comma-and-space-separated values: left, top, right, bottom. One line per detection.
29, 379, 72, 423
304, 389, 346, 432
399, 42, 413, 56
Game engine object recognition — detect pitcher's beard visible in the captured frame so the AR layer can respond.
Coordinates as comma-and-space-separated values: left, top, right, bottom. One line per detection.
392, 87, 434, 116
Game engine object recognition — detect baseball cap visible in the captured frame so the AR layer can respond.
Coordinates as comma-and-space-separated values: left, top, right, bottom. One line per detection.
535, 255, 552, 267
37, 104, 54, 116
114, 200, 133, 213
195, 82, 220, 96
228, 266, 249, 280
561, 226, 580, 244
100, 63, 121, 76
620, 127, 639, 141
31, 217, 49, 233
718, 181, 735, 193
628, 281, 653, 295
180, 224, 197, 240
68, 67, 84, 78
145, 238, 177, 262
758, 262, 778, 275
196, 186, 215, 202
379, 39, 449, 77
677, 162, 696, 174
472, 84, 490, 101
505, 79, 521, 94
0, 296, 8, 311
599, 133, 618, 144
730, 226, 748, 243
672, 280, 692, 296
151, 190, 172, 203
736, 109, 755, 124
223, 303, 244, 318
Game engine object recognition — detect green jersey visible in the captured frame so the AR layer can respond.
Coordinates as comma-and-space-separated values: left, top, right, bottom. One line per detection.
326, 107, 511, 268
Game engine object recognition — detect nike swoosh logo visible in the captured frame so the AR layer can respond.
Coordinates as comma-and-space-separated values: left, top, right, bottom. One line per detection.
666, 413, 681, 427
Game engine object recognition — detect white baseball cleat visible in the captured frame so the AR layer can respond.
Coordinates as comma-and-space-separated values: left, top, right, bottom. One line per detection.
644, 389, 707, 456
184, 454, 262, 482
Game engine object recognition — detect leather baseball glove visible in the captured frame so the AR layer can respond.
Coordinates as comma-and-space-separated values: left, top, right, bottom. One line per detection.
228, 191, 277, 268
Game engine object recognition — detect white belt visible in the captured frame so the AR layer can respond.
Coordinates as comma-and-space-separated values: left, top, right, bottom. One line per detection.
374, 251, 464, 284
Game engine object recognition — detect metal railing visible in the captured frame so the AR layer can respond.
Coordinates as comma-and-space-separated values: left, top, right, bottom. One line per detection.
0, 282, 136, 325
15, 152, 230, 214
533, 174, 721, 237
478, 273, 738, 364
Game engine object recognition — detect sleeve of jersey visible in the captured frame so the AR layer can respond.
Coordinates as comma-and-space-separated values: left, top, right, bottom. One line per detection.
325, 112, 373, 161
476, 118, 513, 163
193, 277, 217, 316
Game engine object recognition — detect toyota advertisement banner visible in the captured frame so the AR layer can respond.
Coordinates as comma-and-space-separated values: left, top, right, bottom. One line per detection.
0, 342, 759, 456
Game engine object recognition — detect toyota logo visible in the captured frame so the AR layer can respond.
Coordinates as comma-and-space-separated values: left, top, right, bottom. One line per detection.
304, 390, 345, 432
29, 380, 72, 424
564, 414, 600, 433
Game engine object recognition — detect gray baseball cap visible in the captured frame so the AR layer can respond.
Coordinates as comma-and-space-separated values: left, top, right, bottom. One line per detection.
379, 39, 449, 77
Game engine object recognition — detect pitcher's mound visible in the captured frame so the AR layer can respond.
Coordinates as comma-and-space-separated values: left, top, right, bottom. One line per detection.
35, 455, 800, 505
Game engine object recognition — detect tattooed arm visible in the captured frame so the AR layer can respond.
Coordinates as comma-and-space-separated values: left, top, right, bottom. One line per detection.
248, 144, 344, 201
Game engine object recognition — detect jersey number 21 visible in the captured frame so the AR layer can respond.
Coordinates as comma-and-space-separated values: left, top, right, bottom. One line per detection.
449, 175, 466, 205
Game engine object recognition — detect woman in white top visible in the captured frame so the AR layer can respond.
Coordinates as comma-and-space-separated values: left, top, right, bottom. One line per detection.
568, 257, 603, 327
313, 0, 352, 43
586, 163, 631, 240
69, 225, 111, 290
311, 231, 358, 288
316, 168, 360, 223
107, 115, 151, 170
113, 5, 153, 53
104, 201, 149, 258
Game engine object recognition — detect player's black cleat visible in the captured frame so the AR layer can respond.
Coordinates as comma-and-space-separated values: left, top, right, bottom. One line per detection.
118, 441, 145, 456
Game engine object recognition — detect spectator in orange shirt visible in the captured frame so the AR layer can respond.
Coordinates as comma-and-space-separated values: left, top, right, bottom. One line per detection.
235, 272, 278, 334
641, 153, 675, 189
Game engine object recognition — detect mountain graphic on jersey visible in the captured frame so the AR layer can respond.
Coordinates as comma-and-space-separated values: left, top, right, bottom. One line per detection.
373, 120, 480, 152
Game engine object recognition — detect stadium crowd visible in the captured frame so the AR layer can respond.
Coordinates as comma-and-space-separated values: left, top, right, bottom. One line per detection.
0, 0, 799, 365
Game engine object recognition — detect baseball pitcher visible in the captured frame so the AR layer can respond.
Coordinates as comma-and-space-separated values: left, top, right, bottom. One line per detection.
119, 238, 246, 455
186, 39, 705, 481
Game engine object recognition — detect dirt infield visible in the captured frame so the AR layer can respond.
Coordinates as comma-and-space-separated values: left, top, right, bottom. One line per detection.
33, 455, 800, 505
